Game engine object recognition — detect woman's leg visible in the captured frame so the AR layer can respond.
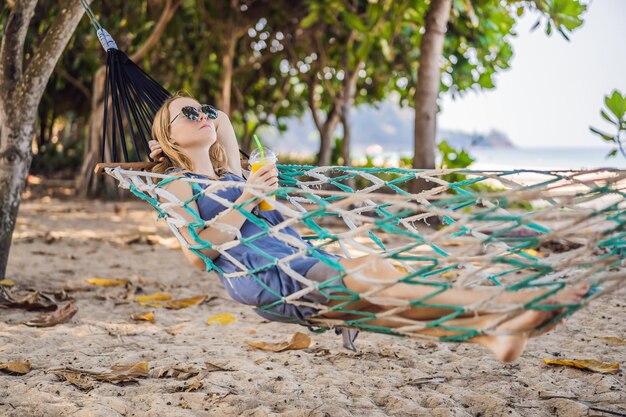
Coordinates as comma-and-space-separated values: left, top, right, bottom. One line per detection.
313, 254, 587, 361
345, 308, 556, 362
338, 254, 589, 320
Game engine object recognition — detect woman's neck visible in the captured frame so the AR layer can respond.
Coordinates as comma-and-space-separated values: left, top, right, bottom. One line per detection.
185, 145, 218, 179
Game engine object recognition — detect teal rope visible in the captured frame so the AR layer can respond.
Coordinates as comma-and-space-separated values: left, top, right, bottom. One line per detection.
80, 0, 103, 31
117, 167, 626, 342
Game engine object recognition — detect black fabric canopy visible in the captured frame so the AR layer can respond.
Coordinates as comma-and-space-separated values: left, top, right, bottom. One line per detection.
101, 47, 171, 162
82, 1, 249, 164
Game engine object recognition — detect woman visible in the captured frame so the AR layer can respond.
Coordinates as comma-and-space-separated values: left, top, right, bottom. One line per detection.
148, 92, 588, 362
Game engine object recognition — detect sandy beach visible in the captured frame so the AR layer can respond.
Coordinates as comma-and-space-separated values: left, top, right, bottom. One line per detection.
1, 182, 624, 417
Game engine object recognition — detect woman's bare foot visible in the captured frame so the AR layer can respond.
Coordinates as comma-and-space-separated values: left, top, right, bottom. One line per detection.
474, 309, 545, 362
474, 284, 589, 362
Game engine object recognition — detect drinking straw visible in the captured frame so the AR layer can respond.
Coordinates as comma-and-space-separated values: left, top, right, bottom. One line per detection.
253, 134, 265, 159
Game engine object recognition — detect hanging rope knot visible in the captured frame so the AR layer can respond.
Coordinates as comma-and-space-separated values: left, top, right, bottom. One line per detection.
96, 29, 118, 51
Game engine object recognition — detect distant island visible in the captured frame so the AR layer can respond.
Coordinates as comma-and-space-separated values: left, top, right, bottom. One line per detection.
261, 100, 515, 155
440, 129, 515, 149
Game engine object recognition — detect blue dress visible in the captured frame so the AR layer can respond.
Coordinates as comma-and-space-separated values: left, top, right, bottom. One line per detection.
182, 170, 344, 325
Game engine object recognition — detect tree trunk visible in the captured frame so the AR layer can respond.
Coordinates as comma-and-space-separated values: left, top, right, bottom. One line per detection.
216, 23, 236, 115
0, 119, 36, 279
340, 63, 360, 167
340, 113, 351, 166
309, 79, 342, 167
340, 111, 356, 193
213, 0, 240, 115
409, 0, 452, 229
410, 0, 452, 194
318, 121, 337, 166
0, 0, 88, 278
76, 67, 122, 198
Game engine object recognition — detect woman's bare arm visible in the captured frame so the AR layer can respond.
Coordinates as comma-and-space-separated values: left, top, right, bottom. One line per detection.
160, 165, 278, 270
160, 177, 258, 270
215, 110, 244, 178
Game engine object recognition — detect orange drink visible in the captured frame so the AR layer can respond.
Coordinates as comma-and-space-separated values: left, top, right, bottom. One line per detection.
249, 148, 277, 211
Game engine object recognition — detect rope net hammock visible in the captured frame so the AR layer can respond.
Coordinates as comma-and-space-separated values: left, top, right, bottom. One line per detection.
101, 165, 626, 343
79, 1, 625, 347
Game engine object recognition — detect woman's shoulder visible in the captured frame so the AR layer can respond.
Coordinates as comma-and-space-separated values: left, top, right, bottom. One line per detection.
163, 167, 187, 177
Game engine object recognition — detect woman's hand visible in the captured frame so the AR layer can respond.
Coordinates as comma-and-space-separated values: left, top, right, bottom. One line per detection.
148, 140, 165, 162
241, 163, 278, 202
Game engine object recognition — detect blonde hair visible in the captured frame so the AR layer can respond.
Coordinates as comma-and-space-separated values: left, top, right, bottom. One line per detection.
151, 91, 228, 176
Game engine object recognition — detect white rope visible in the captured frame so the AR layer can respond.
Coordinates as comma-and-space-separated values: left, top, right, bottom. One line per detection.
102, 166, 626, 338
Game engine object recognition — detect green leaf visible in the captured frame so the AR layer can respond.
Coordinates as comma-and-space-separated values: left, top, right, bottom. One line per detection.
368, 3, 383, 27
604, 90, 626, 121
606, 149, 617, 158
601, 110, 618, 126
589, 127, 615, 143
300, 11, 319, 29
342, 12, 367, 32
380, 38, 393, 61
477, 72, 495, 89
356, 37, 372, 61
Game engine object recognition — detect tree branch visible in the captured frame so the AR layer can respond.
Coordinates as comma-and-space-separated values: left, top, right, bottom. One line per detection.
16, 0, 88, 113
130, 0, 183, 62
307, 77, 323, 133
55, 66, 92, 102
232, 51, 275, 76
312, 31, 339, 103
0, 0, 37, 100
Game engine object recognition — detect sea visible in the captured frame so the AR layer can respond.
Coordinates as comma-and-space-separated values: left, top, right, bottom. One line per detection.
357, 147, 626, 171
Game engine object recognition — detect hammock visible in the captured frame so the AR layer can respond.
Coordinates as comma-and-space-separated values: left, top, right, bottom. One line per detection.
99, 165, 626, 343
81, 2, 625, 349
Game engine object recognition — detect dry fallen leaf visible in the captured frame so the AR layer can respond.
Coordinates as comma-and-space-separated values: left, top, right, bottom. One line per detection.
134, 293, 172, 306
0, 361, 31, 375
203, 362, 228, 372
109, 361, 150, 378
207, 312, 237, 325
0, 279, 15, 287
0, 288, 58, 311
543, 358, 620, 374
163, 295, 208, 310
50, 361, 150, 389
150, 365, 199, 380
136, 294, 209, 309
181, 379, 203, 392
53, 371, 96, 391
245, 332, 311, 352
162, 362, 228, 393
599, 336, 626, 346
23, 302, 77, 327
85, 278, 129, 287
131, 311, 155, 323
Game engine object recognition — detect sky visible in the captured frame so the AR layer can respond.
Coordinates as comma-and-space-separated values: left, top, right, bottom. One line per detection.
437, 0, 626, 149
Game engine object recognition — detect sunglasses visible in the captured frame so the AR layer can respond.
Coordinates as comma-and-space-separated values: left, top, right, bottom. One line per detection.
169, 104, 218, 126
